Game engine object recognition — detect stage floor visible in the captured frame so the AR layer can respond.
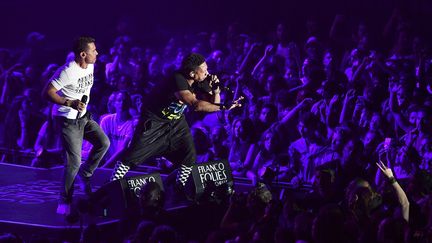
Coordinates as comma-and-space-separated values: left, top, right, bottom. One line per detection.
0, 163, 176, 241
0, 163, 245, 224
0, 162, 287, 241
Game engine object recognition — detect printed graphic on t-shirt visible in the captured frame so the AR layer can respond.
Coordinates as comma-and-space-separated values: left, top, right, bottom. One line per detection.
161, 102, 187, 120
74, 73, 94, 94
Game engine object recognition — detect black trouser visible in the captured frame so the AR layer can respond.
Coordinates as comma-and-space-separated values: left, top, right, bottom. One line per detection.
111, 112, 196, 185
122, 113, 196, 168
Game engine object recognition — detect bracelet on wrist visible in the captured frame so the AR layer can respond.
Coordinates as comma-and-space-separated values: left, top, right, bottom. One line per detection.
388, 177, 397, 184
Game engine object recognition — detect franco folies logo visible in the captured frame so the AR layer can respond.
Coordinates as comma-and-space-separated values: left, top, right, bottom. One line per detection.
126, 173, 163, 197
192, 160, 233, 193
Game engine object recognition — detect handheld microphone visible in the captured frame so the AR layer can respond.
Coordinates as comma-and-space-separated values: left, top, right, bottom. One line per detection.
212, 82, 232, 92
206, 74, 232, 93
75, 95, 88, 120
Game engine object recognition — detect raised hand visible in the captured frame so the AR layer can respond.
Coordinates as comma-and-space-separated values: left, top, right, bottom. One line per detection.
228, 96, 244, 110
7, 63, 24, 73
242, 87, 253, 100
264, 45, 273, 57
235, 73, 245, 85
329, 94, 340, 106
376, 160, 394, 179
299, 97, 313, 107
388, 81, 399, 93
344, 89, 356, 103
249, 42, 261, 53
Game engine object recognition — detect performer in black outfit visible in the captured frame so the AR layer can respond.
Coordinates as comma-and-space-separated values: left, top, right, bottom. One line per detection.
110, 53, 241, 191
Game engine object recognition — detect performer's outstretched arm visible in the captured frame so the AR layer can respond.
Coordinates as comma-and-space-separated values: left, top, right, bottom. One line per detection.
175, 90, 242, 112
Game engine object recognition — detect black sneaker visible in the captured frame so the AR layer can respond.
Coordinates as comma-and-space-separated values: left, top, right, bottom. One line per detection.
174, 182, 195, 202
56, 202, 71, 215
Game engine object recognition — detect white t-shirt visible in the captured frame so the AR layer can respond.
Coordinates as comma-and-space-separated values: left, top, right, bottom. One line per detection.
100, 113, 134, 158
50, 61, 94, 119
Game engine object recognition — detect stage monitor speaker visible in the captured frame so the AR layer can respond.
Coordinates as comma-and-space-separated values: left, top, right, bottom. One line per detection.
88, 172, 163, 218
191, 159, 234, 201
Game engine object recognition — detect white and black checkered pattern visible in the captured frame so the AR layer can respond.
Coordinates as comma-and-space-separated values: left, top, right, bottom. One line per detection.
110, 161, 130, 181
176, 164, 193, 186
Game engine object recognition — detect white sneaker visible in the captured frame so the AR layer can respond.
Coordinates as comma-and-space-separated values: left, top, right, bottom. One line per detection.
56, 203, 71, 215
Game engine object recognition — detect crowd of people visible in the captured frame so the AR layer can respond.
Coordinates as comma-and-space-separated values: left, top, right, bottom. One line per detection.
1, 7, 432, 242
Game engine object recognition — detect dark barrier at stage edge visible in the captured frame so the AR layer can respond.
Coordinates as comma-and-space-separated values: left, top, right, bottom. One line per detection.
90, 160, 233, 217
191, 159, 234, 201
89, 172, 164, 218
